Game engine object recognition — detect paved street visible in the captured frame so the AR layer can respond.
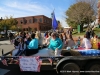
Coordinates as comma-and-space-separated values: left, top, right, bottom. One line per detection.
0, 40, 14, 56
0, 40, 58, 75
0, 40, 11, 45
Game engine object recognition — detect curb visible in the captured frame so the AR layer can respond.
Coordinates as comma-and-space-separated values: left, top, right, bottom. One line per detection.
0, 38, 9, 41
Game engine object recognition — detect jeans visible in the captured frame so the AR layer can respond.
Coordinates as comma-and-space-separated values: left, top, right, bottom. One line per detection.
15, 50, 23, 56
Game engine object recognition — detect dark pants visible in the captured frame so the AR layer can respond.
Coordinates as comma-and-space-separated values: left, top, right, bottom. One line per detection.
25, 49, 39, 56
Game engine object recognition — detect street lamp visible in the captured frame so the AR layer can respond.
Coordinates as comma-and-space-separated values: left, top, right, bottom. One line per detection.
4, 26, 7, 37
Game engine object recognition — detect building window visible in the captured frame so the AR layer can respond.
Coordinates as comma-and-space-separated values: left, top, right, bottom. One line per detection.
29, 19, 31, 23
34, 19, 37, 22
25, 20, 27, 23
49, 21, 51, 23
47, 20, 49, 23
44, 19, 46, 23
45, 20, 47, 23
39, 18, 42, 22
20, 20, 23, 24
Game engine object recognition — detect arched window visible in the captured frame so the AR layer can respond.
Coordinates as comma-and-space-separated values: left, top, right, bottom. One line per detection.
34, 19, 37, 22
29, 19, 31, 23
39, 18, 42, 22
25, 20, 27, 23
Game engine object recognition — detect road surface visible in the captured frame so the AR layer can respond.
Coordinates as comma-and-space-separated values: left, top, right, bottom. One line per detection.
0, 40, 14, 56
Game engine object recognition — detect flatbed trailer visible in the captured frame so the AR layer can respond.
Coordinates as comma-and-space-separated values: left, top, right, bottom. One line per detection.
0, 49, 100, 75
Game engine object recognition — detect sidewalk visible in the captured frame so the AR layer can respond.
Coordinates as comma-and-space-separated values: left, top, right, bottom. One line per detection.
0, 40, 11, 45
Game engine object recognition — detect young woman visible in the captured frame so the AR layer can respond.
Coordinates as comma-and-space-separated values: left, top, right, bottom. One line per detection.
48, 32, 63, 56
81, 34, 92, 49
91, 35, 98, 49
65, 34, 75, 49
43, 32, 52, 47
25, 33, 39, 56
15, 38, 26, 56
14, 38, 20, 49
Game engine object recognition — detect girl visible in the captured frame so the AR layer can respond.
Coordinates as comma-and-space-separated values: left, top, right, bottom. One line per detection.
91, 35, 98, 49
81, 34, 92, 49
14, 38, 20, 49
15, 38, 26, 56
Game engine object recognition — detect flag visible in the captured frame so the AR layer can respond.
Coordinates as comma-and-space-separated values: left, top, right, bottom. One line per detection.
51, 11, 58, 30
1, 57, 8, 66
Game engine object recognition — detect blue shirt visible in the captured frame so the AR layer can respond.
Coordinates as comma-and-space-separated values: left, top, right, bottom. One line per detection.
48, 38, 63, 51
27, 38, 38, 49
25, 41, 31, 45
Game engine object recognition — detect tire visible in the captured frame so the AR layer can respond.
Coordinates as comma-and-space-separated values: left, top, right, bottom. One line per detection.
85, 62, 100, 75
60, 63, 80, 75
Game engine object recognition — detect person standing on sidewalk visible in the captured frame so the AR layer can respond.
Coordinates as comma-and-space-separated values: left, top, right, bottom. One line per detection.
9, 32, 14, 44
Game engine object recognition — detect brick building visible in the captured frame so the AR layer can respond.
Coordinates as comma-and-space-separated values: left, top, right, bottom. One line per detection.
15, 15, 52, 31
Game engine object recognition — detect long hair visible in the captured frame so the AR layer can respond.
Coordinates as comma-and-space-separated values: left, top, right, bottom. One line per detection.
19, 38, 25, 50
64, 32, 67, 40
68, 34, 74, 40
59, 33, 63, 42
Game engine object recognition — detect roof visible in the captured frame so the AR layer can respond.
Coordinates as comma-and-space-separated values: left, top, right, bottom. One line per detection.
14, 15, 51, 19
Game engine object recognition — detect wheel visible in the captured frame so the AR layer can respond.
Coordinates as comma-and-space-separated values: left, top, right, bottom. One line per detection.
85, 62, 100, 75
60, 63, 80, 75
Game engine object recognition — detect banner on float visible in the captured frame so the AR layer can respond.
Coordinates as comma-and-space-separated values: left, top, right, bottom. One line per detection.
19, 56, 41, 72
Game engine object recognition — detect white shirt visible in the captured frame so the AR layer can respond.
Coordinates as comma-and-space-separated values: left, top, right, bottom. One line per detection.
82, 38, 92, 49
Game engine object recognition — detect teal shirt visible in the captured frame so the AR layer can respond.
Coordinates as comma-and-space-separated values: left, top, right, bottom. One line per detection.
48, 38, 63, 51
27, 38, 38, 49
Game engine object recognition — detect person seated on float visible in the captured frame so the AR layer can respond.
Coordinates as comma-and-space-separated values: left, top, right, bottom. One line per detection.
25, 36, 32, 46
14, 37, 20, 49
43, 32, 52, 47
76, 36, 81, 47
15, 38, 26, 56
25, 33, 39, 56
48, 32, 63, 56
65, 34, 75, 49
81, 34, 92, 49
91, 35, 98, 49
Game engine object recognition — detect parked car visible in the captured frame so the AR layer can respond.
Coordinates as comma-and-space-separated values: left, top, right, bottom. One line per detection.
0, 31, 5, 35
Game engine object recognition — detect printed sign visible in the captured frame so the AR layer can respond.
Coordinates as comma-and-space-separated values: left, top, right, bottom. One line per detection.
19, 56, 41, 72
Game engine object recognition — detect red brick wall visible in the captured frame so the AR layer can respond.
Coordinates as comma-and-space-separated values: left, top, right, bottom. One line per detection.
15, 15, 52, 31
